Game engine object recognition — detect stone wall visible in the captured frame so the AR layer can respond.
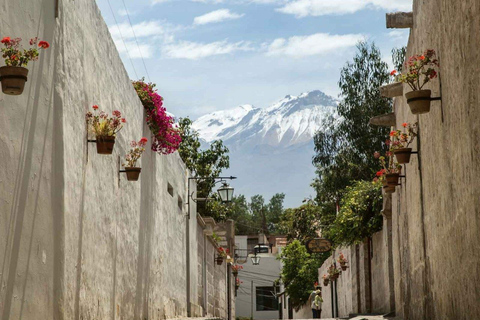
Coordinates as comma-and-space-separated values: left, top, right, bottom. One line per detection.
317, 227, 393, 318
390, 0, 480, 319
0, 1, 234, 319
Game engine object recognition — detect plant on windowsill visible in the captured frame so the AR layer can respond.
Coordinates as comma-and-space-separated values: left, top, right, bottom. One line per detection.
122, 137, 148, 181
322, 274, 330, 286
231, 264, 243, 277
0, 37, 50, 95
374, 149, 402, 189
132, 79, 182, 154
337, 253, 348, 271
327, 265, 341, 281
391, 49, 439, 115
86, 105, 125, 155
389, 122, 418, 164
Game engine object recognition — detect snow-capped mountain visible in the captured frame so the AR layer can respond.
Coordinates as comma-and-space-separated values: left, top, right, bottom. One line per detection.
192, 90, 338, 208
193, 90, 337, 149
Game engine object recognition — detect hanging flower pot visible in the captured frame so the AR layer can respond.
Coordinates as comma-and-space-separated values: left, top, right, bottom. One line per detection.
232, 270, 238, 277
340, 264, 348, 271
394, 147, 413, 164
0, 66, 29, 95
323, 278, 329, 286
96, 136, 116, 155
216, 257, 224, 265
405, 90, 432, 114
125, 167, 141, 181
0, 37, 49, 96
382, 182, 396, 194
386, 173, 400, 186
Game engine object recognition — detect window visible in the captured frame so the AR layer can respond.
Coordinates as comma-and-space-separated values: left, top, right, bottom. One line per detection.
178, 196, 183, 211
167, 183, 174, 197
256, 287, 278, 311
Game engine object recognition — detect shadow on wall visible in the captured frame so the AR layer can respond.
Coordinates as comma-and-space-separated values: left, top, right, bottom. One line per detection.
1, 2, 56, 319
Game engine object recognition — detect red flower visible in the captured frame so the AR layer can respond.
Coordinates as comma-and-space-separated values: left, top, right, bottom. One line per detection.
390, 70, 397, 76
389, 131, 396, 137
92, 105, 99, 110
38, 40, 50, 49
121, 118, 126, 123
419, 55, 425, 60
1, 37, 11, 44
402, 122, 408, 128
140, 137, 148, 144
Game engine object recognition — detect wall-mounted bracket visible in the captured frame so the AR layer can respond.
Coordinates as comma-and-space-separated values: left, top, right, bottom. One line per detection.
386, 12, 413, 29
369, 113, 396, 127
380, 82, 403, 98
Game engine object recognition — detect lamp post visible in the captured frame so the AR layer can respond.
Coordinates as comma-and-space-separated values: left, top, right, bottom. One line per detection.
251, 248, 261, 266
185, 176, 237, 317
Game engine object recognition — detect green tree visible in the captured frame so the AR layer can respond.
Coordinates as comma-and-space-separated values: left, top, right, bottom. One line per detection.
325, 181, 383, 246
392, 46, 407, 72
278, 199, 321, 243
279, 240, 329, 310
178, 118, 230, 216
312, 41, 392, 235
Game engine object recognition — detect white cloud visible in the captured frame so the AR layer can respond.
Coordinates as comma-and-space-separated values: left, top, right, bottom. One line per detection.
266, 32, 364, 57
277, 0, 412, 17
193, 9, 244, 25
109, 20, 177, 59
162, 40, 253, 59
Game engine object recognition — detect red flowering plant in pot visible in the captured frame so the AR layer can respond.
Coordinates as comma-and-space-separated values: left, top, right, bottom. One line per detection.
231, 264, 243, 277
86, 105, 126, 155
327, 265, 341, 281
374, 148, 402, 191
216, 247, 229, 265
322, 274, 330, 286
0, 37, 49, 95
337, 253, 348, 271
235, 278, 243, 289
389, 122, 418, 164
132, 79, 181, 154
391, 49, 439, 115
122, 137, 148, 181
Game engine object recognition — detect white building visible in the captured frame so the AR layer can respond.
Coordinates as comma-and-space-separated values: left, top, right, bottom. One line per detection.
234, 235, 287, 320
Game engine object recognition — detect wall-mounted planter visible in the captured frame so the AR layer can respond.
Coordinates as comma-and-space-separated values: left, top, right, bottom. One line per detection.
216, 256, 224, 266
125, 167, 141, 181
394, 148, 413, 164
96, 136, 116, 154
386, 173, 400, 187
323, 278, 329, 286
0, 66, 28, 95
340, 264, 348, 271
405, 89, 432, 114
232, 270, 238, 277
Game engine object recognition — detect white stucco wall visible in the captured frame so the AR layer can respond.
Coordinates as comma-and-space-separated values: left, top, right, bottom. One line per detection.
0, 1, 233, 319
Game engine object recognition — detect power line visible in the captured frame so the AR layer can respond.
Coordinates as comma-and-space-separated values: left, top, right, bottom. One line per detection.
106, 0, 139, 79
120, 0, 151, 82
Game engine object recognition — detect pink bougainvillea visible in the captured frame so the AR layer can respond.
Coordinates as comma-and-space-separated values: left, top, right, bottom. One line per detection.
133, 79, 181, 154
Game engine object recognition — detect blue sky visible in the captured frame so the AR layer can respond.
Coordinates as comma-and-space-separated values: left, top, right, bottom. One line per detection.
96, 0, 412, 119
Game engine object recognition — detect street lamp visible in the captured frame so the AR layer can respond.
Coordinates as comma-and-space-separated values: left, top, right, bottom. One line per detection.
217, 182, 234, 203
251, 249, 261, 265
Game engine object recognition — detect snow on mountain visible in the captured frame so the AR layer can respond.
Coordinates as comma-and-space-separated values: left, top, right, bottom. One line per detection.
192, 90, 338, 208
193, 90, 337, 149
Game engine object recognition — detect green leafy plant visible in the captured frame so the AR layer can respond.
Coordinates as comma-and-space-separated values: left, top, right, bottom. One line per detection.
391, 49, 439, 91
85, 105, 125, 138
1, 37, 49, 67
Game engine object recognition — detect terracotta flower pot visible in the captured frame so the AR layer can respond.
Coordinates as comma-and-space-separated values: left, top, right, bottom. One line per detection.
340, 264, 348, 271
330, 273, 339, 281
125, 167, 141, 181
394, 148, 412, 164
0, 66, 29, 95
383, 184, 396, 194
232, 270, 238, 277
96, 136, 115, 154
386, 173, 400, 186
405, 89, 431, 114
216, 257, 224, 265
323, 279, 329, 286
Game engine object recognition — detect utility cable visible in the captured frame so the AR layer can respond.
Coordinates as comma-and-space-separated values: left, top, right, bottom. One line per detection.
120, 0, 151, 82
106, 0, 139, 79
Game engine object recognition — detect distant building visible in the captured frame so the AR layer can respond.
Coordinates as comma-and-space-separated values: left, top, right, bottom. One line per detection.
234, 234, 286, 320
